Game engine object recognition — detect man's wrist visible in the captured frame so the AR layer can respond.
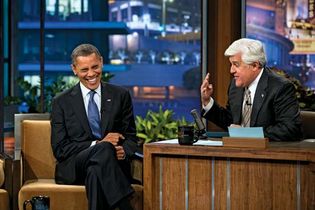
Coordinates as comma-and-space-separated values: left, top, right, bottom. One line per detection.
91, 140, 99, 147
122, 153, 126, 160
203, 97, 214, 113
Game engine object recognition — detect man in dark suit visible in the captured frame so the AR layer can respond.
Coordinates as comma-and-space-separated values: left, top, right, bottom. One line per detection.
51, 44, 137, 210
201, 38, 302, 141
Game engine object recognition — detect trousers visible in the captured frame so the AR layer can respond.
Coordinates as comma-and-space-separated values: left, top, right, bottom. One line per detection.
75, 142, 134, 210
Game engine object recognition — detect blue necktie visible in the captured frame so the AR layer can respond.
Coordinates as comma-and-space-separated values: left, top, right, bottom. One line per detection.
88, 91, 101, 139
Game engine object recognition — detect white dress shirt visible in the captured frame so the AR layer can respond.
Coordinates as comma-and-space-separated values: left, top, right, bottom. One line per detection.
80, 82, 101, 146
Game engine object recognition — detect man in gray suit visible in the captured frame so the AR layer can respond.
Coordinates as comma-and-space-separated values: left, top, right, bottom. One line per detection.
51, 44, 137, 210
201, 38, 302, 141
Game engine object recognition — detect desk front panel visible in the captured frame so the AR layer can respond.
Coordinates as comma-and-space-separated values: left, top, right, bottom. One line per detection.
144, 144, 315, 210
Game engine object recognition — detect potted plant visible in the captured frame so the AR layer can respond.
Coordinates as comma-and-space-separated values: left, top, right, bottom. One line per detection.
4, 96, 22, 128
272, 67, 315, 111
135, 106, 192, 144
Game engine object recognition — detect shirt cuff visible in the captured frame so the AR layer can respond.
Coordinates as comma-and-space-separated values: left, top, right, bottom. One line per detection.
90, 140, 98, 147
202, 97, 214, 115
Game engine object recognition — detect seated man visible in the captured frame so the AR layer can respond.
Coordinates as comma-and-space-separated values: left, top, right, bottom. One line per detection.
51, 44, 138, 210
200, 38, 302, 141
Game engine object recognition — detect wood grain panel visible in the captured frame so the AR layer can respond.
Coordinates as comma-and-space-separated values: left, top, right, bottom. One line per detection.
213, 158, 228, 210
271, 161, 297, 210
143, 146, 153, 210
152, 157, 161, 210
188, 157, 212, 210
230, 159, 273, 209
206, 0, 241, 107
144, 142, 315, 210
230, 159, 299, 210
162, 156, 186, 210
205, 0, 241, 132
300, 162, 309, 210
307, 163, 315, 209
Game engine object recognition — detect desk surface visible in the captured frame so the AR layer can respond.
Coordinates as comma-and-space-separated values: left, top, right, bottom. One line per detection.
144, 140, 315, 162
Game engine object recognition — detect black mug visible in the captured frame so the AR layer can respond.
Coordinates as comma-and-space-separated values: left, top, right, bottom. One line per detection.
178, 125, 198, 145
23, 196, 50, 210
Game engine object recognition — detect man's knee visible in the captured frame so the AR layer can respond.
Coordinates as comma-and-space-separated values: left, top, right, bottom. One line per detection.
97, 141, 115, 151
93, 141, 116, 162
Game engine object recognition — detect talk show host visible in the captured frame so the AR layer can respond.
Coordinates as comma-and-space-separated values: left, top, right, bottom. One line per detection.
200, 38, 302, 141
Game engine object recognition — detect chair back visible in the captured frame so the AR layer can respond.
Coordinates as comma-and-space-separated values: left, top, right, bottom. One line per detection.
300, 111, 315, 139
14, 113, 54, 181
22, 120, 55, 181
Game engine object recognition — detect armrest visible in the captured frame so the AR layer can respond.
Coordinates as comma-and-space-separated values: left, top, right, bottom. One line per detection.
0, 153, 13, 209
0, 153, 12, 190
0, 156, 4, 188
12, 151, 22, 210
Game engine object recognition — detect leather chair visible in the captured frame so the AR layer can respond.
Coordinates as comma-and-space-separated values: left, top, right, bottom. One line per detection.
0, 153, 12, 210
13, 114, 143, 210
300, 111, 315, 139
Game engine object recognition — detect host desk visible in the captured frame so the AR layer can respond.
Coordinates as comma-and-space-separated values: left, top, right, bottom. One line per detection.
143, 141, 315, 210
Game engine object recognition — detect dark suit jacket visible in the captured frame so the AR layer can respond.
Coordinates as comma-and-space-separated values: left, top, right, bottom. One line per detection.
203, 68, 302, 141
51, 82, 138, 184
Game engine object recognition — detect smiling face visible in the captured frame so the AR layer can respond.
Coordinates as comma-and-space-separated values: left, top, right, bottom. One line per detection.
229, 53, 260, 88
72, 53, 103, 90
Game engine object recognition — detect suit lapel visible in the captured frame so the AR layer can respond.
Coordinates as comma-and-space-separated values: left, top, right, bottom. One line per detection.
101, 83, 113, 136
70, 83, 92, 136
235, 89, 244, 124
229, 81, 244, 124
251, 70, 268, 126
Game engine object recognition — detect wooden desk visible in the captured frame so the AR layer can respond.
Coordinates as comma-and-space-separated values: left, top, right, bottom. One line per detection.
144, 141, 315, 210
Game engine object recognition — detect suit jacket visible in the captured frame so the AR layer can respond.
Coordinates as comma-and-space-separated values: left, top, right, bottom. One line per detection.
51, 82, 138, 184
203, 68, 302, 141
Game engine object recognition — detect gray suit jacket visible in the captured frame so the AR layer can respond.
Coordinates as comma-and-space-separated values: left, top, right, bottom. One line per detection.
51, 82, 138, 184
203, 68, 302, 141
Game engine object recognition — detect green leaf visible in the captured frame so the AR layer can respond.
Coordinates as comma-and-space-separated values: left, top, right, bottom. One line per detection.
135, 107, 192, 143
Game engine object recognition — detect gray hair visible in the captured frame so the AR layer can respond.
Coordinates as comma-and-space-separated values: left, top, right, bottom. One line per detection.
71, 44, 102, 65
224, 38, 267, 67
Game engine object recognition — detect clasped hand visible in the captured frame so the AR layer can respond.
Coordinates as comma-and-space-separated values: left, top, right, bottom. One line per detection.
99, 132, 126, 160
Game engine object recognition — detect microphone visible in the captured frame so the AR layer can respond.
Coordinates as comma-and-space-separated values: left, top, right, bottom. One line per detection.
190, 109, 206, 136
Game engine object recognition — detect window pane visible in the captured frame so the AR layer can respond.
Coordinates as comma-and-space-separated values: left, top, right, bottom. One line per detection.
15, 0, 201, 124
108, 0, 201, 121
245, 0, 315, 90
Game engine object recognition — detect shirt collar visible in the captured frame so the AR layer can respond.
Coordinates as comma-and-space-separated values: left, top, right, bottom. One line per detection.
248, 67, 264, 93
79, 82, 101, 97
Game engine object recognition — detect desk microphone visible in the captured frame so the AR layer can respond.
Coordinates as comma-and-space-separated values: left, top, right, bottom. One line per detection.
190, 109, 206, 137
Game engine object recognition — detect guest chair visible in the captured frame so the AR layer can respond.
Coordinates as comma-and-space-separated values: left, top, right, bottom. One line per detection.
300, 110, 315, 139
13, 114, 143, 210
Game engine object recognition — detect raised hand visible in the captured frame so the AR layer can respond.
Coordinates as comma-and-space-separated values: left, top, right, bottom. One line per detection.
200, 73, 214, 106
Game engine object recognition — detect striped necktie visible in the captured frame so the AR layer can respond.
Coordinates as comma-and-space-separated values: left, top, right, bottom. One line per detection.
88, 90, 101, 139
241, 88, 252, 127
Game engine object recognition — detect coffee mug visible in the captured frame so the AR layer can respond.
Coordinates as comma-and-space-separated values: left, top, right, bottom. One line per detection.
23, 195, 50, 210
178, 125, 198, 145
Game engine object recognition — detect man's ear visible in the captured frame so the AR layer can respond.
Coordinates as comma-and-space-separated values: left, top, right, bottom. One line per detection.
71, 64, 77, 75
100, 56, 103, 66
252, 62, 260, 70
